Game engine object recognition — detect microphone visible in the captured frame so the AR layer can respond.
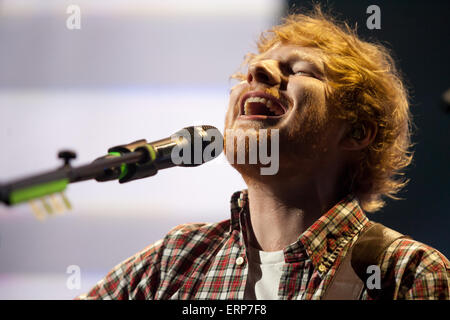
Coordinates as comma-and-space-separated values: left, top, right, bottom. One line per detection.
94, 125, 223, 183
0, 125, 223, 208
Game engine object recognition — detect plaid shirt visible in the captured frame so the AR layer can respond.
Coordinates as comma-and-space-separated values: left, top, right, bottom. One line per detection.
78, 190, 450, 300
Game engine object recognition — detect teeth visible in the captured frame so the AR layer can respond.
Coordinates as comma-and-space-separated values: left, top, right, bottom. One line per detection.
246, 97, 267, 104
243, 96, 283, 116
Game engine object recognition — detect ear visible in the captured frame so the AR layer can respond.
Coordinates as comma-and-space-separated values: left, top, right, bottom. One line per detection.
339, 121, 378, 151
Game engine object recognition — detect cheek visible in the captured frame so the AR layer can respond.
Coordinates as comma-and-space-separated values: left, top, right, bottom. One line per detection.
293, 79, 327, 114
285, 80, 329, 135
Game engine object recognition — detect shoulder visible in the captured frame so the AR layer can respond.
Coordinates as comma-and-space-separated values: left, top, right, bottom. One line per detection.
379, 237, 450, 299
164, 219, 231, 244
117, 219, 231, 269
158, 219, 231, 262
382, 237, 450, 275
115, 218, 232, 271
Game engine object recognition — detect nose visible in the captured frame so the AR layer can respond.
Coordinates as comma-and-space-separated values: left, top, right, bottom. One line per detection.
247, 60, 281, 87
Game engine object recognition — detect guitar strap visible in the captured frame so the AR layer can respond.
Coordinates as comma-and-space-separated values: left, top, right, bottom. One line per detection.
322, 222, 410, 300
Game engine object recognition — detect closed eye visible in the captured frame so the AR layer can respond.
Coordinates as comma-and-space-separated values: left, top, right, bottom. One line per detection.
289, 60, 323, 80
294, 70, 310, 76
293, 70, 316, 78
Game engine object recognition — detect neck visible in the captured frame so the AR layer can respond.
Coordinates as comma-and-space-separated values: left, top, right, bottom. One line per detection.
242, 170, 345, 252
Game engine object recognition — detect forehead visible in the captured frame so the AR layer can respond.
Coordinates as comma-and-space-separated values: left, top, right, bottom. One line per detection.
252, 43, 324, 68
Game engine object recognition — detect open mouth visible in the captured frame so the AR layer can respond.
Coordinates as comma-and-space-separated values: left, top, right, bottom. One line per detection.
239, 91, 287, 119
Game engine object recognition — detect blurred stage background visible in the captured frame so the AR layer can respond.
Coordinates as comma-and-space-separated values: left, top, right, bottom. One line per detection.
0, 0, 448, 299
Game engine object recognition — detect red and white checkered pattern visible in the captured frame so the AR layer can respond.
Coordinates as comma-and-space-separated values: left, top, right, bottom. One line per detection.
78, 191, 449, 300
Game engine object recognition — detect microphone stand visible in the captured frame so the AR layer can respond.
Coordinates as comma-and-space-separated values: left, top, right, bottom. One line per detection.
0, 139, 157, 206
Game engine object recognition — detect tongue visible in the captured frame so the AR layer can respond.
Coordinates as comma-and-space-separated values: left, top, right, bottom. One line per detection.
246, 102, 275, 116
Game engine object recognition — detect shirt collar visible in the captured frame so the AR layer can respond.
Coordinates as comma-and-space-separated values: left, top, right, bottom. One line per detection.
296, 193, 369, 274
229, 190, 370, 274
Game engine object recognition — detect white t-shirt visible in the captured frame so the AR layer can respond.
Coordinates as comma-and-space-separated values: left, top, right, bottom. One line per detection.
243, 246, 285, 300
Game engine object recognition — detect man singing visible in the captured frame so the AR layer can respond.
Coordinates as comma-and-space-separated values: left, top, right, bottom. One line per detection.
78, 8, 449, 300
